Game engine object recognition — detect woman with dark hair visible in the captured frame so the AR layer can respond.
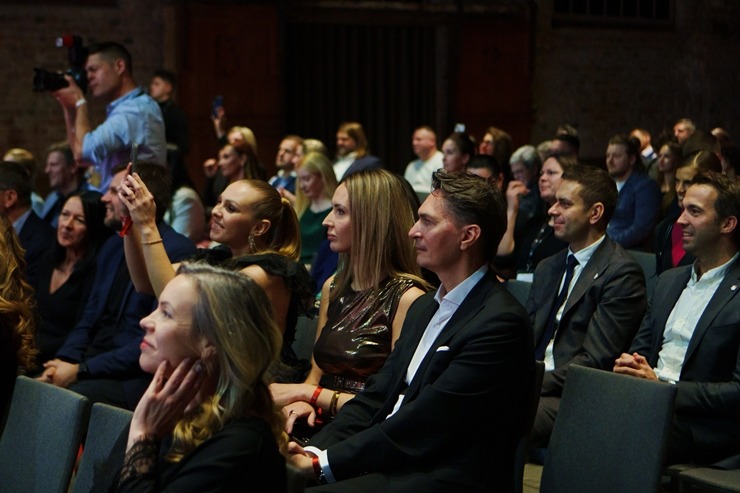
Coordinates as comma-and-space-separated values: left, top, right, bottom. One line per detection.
441, 132, 475, 172
111, 264, 286, 492
0, 212, 36, 426
31, 191, 111, 370
657, 142, 682, 218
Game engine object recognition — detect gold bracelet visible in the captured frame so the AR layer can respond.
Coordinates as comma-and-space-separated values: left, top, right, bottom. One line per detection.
141, 238, 163, 245
329, 390, 341, 417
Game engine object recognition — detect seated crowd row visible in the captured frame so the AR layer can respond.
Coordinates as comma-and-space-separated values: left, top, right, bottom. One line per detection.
0, 116, 738, 491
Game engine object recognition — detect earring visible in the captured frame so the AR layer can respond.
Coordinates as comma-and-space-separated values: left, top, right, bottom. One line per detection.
248, 234, 257, 253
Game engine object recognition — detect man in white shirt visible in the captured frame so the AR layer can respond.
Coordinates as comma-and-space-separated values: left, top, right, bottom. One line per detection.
528, 165, 646, 448
288, 170, 534, 492
614, 171, 740, 467
403, 126, 443, 200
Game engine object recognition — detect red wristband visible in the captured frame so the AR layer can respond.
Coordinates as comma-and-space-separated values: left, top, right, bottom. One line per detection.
119, 216, 133, 237
309, 386, 323, 407
312, 456, 322, 480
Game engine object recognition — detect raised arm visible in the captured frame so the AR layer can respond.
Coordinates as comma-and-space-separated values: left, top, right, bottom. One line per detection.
119, 172, 177, 297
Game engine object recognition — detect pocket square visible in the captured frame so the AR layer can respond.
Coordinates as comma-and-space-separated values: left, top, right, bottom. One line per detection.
436, 345, 450, 352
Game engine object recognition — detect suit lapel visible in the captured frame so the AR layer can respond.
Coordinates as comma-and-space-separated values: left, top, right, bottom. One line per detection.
534, 250, 568, 340
684, 260, 740, 363
561, 239, 614, 316
401, 273, 494, 401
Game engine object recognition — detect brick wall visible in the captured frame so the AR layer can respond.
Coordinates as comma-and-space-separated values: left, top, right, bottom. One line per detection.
531, 0, 740, 160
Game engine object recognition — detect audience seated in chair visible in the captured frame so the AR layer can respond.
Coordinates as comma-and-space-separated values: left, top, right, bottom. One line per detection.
528, 165, 647, 448
614, 171, 740, 468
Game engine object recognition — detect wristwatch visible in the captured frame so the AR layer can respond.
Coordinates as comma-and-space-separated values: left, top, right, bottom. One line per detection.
77, 362, 91, 380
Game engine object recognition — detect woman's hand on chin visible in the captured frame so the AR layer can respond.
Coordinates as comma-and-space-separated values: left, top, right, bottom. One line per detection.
128, 358, 205, 449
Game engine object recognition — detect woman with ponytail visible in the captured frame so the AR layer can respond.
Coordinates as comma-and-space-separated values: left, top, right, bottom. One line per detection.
120, 173, 313, 382
114, 263, 286, 492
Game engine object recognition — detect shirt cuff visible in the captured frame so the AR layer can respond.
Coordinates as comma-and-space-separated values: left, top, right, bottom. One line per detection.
304, 446, 336, 483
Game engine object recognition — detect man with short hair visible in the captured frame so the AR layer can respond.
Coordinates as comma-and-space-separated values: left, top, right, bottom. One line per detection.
403, 126, 443, 199
40, 141, 91, 227
53, 42, 166, 192
615, 171, 740, 466
149, 69, 189, 171
0, 161, 55, 286
269, 135, 303, 194
288, 170, 534, 492
605, 134, 661, 249
630, 127, 659, 180
528, 165, 647, 447
466, 154, 504, 191
39, 163, 195, 410
674, 118, 696, 144
550, 134, 580, 158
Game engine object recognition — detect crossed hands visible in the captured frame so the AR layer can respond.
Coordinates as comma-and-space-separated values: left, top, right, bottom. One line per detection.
613, 352, 658, 381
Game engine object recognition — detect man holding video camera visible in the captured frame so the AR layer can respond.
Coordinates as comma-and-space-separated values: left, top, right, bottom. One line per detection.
53, 41, 165, 192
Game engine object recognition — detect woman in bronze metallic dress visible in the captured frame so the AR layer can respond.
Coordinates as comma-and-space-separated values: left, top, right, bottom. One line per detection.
271, 169, 430, 436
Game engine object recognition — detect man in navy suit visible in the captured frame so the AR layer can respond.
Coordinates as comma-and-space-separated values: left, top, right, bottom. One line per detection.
615, 171, 740, 466
0, 161, 55, 287
39, 162, 195, 410
288, 170, 534, 492
528, 165, 647, 447
605, 134, 661, 249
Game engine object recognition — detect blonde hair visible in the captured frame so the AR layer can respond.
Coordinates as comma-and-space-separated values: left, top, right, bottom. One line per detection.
168, 263, 285, 461
0, 212, 36, 370
241, 179, 302, 260
332, 169, 429, 302
294, 152, 338, 218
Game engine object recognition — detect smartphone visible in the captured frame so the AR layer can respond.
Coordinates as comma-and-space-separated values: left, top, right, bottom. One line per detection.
454, 122, 466, 133
212, 95, 224, 118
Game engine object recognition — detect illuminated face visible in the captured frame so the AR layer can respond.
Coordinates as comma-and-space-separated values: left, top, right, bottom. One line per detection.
336, 132, 357, 157
323, 184, 352, 254
605, 143, 634, 180
276, 138, 299, 169
658, 144, 678, 173
442, 139, 468, 172
57, 196, 88, 250
45, 150, 75, 191
297, 168, 324, 201
676, 184, 725, 258
218, 145, 245, 182
538, 157, 564, 204
210, 181, 264, 254
409, 192, 466, 274
675, 166, 698, 209
148, 76, 171, 102
85, 53, 122, 101
548, 180, 595, 252
674, 123, 693, 144
102, 170, 127, 230
139, 275, 202, 377
479, 133, 495, 156
412, 129, 436, 159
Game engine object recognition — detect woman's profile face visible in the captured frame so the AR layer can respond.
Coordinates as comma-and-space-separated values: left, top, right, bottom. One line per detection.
139, 275, 202, 376
57, 196, 88, 250
218, 145, 245, 181
210, 181, 261, 253
322, 183, 352, 254
658, 145, 678, 173
442, 139, 467, 172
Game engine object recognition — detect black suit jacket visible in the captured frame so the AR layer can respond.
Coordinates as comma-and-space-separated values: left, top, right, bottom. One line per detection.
343, 155, 382, 178
309, 271, 534, 491
630, 259, 740, 462
528, 237, 647, 396
17, 211, 55, 287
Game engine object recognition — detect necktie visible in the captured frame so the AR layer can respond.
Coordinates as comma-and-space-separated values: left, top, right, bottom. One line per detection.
535, 254, 579, 360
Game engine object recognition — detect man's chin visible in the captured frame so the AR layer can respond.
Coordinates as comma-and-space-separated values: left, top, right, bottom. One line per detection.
104, 218, 122, 231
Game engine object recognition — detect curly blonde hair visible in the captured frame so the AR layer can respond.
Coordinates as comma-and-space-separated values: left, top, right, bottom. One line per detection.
0, 212, 36, 370
167, 263, 285, 461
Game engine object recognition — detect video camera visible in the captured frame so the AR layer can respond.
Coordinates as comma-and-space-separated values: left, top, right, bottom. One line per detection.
33, 35, 88, 93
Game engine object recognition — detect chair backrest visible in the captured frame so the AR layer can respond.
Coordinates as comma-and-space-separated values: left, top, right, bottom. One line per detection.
0, 376, 90, 493
540, 365, 677, 493
70, 402, 133, 493
514, 360, 545, 493
627, 249, 657, 299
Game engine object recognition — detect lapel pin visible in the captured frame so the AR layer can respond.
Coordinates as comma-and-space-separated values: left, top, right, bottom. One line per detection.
593, 273, 599, 279
731, 285, 737, 291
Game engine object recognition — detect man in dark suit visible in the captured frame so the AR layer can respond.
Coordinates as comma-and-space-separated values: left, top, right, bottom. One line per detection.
528, 165, 647, 447
615, 171, 740, 466
288, 170, 534, 492
38, 163, 195, 410
0, 161, 55, 286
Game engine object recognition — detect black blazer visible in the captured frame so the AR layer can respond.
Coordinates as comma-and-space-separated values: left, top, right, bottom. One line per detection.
528, 237, 647, 396
630, 259, 740, 463
309, 271, 534, 492
17, 211, 55, 287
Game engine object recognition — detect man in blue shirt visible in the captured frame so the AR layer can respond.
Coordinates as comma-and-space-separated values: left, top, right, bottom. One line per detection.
53, 42, 166, 192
